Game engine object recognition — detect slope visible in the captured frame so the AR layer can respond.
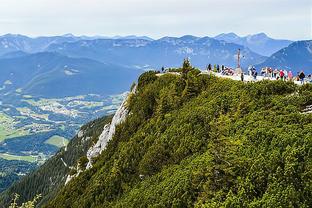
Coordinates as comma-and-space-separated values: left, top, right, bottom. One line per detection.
0, 116, 112, 207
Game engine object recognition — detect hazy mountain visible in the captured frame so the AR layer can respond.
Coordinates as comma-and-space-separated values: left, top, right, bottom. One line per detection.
256, 40, 312, 73
47, 36, 266, 69
0, 52, 142, 97
0, 34, 80, 55
215, 32, 293, 56
0, 34, 154, 56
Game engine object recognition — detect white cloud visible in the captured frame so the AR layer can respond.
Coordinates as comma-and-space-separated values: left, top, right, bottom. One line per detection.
0, 0, 310, 40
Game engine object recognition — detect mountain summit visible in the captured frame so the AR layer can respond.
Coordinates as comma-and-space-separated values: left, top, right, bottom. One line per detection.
215, 32, 293, 56
2, 66, 312, 207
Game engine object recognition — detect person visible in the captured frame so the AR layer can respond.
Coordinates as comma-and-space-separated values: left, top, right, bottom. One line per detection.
241, 71, 244, 82
208, 64, 212, 72
288, 71, 293, 81
273, 69, 278, 79
252, 67, 257, 81
283, 69, 288, 80
279, 70, 285, 81
217, 65, 220, 73
261, 68, 266, 77
248, 66, 253, 77
299, 71, 305, 84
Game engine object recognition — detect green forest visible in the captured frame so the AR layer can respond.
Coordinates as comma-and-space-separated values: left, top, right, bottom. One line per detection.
38, 62, 312, 207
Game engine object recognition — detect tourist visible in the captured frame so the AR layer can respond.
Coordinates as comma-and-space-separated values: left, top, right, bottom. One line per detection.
279, 70, 285, 81
273, 69, 278, 79
299, 71, 306, 84
283, 69, 288, 80
288, 71, 293, 81
252, 68, 257, 80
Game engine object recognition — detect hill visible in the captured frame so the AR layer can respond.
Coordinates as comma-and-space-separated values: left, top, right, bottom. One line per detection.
215, 32, 293, 56
2, 64, 312, 207
256, 40, 312, 74
0, 52, 142, 98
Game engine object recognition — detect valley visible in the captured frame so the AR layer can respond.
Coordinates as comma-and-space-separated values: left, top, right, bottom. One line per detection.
0, 91, 126, 192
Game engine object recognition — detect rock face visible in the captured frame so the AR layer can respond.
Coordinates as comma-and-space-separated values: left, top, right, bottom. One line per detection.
86, 93, 130, 169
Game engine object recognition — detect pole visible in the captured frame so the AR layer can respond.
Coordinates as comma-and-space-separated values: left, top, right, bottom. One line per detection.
238, 49, 240, 68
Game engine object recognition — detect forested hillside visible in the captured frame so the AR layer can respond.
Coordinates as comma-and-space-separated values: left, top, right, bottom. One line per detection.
40, 64, 312, 207
0, 116, 112, 207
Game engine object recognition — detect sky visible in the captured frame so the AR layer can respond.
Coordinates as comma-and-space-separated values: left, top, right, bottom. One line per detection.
0, 0, 311, 40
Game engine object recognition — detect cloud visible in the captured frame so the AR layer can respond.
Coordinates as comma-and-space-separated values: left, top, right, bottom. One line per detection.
0, 0, 310, 40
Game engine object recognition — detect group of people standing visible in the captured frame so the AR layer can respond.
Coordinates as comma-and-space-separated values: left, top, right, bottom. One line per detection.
207, 64, 308, 84
259, 67, 306, 84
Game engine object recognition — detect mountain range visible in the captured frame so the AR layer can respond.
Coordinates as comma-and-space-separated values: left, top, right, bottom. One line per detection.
45, 35, 266, 69
215, 32, 293, 56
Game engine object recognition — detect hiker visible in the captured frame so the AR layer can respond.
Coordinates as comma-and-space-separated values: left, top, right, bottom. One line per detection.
241, 72, 244, 82
299, 71, 305, 84
261, 68, 266, 77
283, 69, 288, 80
288, 71, 293, 81
252, 68, 257, 80
248, 66, 253, 77
279, 70, 285, 81
217, 65, 220, 73
273, 69, 278, 79
221, 65, 225, 73
208, 64, 212, 72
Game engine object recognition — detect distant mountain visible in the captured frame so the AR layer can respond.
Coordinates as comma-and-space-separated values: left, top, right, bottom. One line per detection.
47, 36, 266, 69
215, 32, 293, 56
256, 40, 312, 73
0, 52, 142, 97
0, 34, 154, 56
112, 35, 154, 41
0, 34, 79, 55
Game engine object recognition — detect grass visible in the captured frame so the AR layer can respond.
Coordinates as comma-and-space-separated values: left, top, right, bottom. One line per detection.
0, 112, 29, 142
0, 153, 36, 163
44, 135, 69, 148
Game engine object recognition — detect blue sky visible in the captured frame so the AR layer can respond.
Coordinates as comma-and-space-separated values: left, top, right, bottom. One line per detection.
0, 0, 311, 40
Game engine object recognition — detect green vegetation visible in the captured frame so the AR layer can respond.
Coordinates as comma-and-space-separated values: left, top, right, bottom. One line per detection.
0, 154, 36, 163
0, 113, 28, 142
9, 194, 41, 208
44, 135, 69, 148
42, 65, 312, 207
0, 159, 37, 193
0, 115, 113, 207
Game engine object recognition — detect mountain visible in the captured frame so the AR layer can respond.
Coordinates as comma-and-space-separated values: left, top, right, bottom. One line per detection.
215, 32, 293, 56
46, 36, 266, 69
0, 52, 142, 97
256, 40, 312, 74
0, 34, 154, 56
2, 67, 312, 207
0, 34, 80, 55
